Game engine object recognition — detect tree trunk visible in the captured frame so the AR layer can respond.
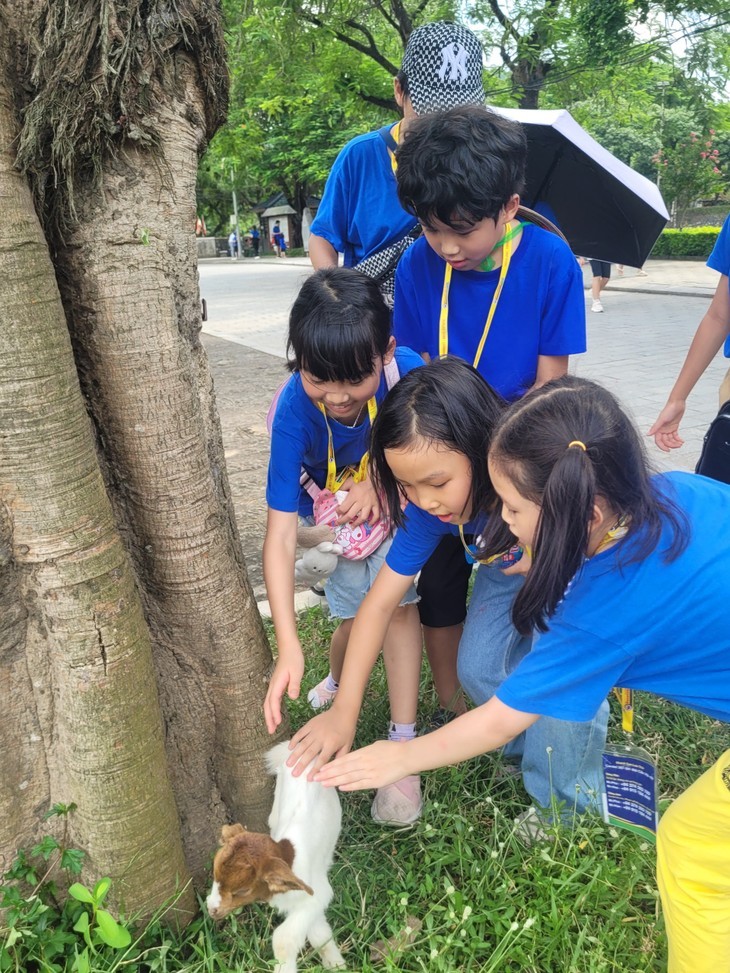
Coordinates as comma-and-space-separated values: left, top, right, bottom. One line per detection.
0, 0, 280, 910
0, 76, 195, 919
51, 55, 277, 882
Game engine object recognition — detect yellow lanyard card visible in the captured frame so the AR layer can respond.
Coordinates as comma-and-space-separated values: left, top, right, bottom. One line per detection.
317, 397, 378, 493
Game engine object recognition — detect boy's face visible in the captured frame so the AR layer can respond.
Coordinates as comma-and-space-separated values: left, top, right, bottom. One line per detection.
420, 196, 520, 273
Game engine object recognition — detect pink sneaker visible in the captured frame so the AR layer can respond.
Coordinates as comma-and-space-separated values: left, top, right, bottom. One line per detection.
307, 677, 338, 710
371, 775, 422, 825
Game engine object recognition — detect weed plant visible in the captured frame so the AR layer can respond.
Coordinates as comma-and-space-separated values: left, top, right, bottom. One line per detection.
3, 605, 725, 971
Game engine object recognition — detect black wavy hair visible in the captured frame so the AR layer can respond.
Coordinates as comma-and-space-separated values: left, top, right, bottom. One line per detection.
479, 375, 690, 635
369, 356, 505, 528
395, 104, 526, 228
287, 268, 391, 382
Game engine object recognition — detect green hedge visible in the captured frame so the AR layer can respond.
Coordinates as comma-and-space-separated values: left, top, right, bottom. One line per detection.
651, 226, 720, 258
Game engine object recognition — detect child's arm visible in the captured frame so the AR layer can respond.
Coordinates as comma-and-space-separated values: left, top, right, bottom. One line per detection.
533, 354, 569, 388
314, 697, 539, 790
263, 507, 305, 733
308, 234, 338, 269
286, 562, 416, 777
649, 274, 730, 452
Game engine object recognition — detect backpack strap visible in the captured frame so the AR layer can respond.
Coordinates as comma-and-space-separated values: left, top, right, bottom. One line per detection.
384, 358, 400, 390
516, 205, 568, 245
377, 124, 399, 154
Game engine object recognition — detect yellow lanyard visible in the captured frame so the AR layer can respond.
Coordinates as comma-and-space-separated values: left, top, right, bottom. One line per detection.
388, 122, 401, 174
594, 514, 634, 733
438, 229, 513, 371
317, 398, 379, 492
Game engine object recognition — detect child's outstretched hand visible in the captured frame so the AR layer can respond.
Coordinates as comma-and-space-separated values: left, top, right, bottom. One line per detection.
314, 740, 411, 792
648, 400, 686, 452
286, 707, 357, 779
336, 477, 380, 526
264, 650, 305, 734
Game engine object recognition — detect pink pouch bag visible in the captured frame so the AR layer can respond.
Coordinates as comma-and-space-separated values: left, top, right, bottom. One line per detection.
302, 478, 388, 561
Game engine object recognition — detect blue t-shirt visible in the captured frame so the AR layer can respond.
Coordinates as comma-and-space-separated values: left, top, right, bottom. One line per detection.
707, 214, 730, 358
393, 226, 586, 401
386, 504, 482, 576
310, 128, 417, 267
497, 471, 730, 724
267, 347, 424, 516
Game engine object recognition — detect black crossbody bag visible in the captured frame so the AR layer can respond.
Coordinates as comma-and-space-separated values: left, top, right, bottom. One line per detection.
695, 399, 730, 485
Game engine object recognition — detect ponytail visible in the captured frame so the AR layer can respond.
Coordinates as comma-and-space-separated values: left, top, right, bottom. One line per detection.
514, 446, 596, 634
484, 376, 690, 636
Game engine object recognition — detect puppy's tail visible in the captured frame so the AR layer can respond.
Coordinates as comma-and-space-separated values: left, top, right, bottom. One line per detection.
265, 740, 291, 775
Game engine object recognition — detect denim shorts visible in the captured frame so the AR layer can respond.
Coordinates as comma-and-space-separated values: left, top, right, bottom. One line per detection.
324, 533, 419, 619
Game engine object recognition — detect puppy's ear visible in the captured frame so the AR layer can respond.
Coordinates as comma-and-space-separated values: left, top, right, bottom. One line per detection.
262, 858, 314, 897
220, 823, 246, 844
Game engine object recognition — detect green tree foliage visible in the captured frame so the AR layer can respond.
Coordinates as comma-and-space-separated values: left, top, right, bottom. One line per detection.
198, 0, 730, 237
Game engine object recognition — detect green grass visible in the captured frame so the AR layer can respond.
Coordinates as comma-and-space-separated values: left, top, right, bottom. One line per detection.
6, 605, 725, 971
177, 605, 721, 973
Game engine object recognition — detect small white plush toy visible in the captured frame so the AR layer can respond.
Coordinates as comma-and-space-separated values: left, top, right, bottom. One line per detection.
294, 541, 343, 587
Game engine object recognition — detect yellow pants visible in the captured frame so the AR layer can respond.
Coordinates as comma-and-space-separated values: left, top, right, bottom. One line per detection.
657, 749, 730, 972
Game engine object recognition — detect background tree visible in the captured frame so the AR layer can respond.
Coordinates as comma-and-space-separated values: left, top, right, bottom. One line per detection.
0, 0, 276, 916
201, 0, 729, 233
653, 129, 723, 226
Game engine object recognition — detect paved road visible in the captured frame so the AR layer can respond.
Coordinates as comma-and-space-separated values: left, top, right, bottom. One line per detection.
199, 256, 725, 472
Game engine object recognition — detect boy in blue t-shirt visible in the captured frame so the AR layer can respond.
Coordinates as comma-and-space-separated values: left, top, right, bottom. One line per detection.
390, 104, 593, 794
264, 267, 424, 826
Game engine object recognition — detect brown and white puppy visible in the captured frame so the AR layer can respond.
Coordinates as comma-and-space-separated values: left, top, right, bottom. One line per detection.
206, 742, 345, 973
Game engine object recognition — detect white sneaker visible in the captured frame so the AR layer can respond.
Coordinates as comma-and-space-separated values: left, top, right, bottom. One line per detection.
591, 300, 604, 313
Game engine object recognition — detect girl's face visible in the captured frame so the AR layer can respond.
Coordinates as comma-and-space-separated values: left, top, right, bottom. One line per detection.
488, 459, 541, 548
300, 338, 395, 425
385, 438, 473, 525
301, 368, 382, 424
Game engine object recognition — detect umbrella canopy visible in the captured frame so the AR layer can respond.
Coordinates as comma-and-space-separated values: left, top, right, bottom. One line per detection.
490, 106, 669, 267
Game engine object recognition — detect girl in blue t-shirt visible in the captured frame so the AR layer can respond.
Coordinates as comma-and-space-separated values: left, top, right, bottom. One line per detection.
263, 267, 424, 826
288, 358, 609, 824
316, 375, 730, 973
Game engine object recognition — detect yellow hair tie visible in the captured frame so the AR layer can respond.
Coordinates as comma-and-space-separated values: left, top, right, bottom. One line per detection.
567, 440, 587, 451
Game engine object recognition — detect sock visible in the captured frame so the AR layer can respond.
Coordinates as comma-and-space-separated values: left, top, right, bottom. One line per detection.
388, 721, 416, 742
324, 673, 339, 693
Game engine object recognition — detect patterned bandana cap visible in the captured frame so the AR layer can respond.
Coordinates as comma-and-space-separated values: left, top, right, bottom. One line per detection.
401, 21, 485, 115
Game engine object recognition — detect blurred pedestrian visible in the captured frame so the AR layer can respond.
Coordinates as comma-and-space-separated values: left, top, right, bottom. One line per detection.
588, 259, 610, 312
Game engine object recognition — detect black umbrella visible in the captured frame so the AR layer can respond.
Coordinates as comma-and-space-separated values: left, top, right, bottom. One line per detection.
491, 107, 669, 267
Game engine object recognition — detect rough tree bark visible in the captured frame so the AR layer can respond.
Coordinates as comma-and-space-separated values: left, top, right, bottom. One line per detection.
0, 0, 278, 912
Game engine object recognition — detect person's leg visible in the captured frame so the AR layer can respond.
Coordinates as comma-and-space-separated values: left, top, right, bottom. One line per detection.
418, 536, 472, 716
368, 541, 423, 824
457, 566, 608, 815
382, 603, 422, 724
457, 566, 527, 710
328, 617, 352, 683
657, 750, 730, 973
309, 558, 367, 709
519, 699, 608, 814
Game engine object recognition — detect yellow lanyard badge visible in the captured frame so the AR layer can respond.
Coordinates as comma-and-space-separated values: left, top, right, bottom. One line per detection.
438, 223, 522, 371
317, 397, 379, 493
